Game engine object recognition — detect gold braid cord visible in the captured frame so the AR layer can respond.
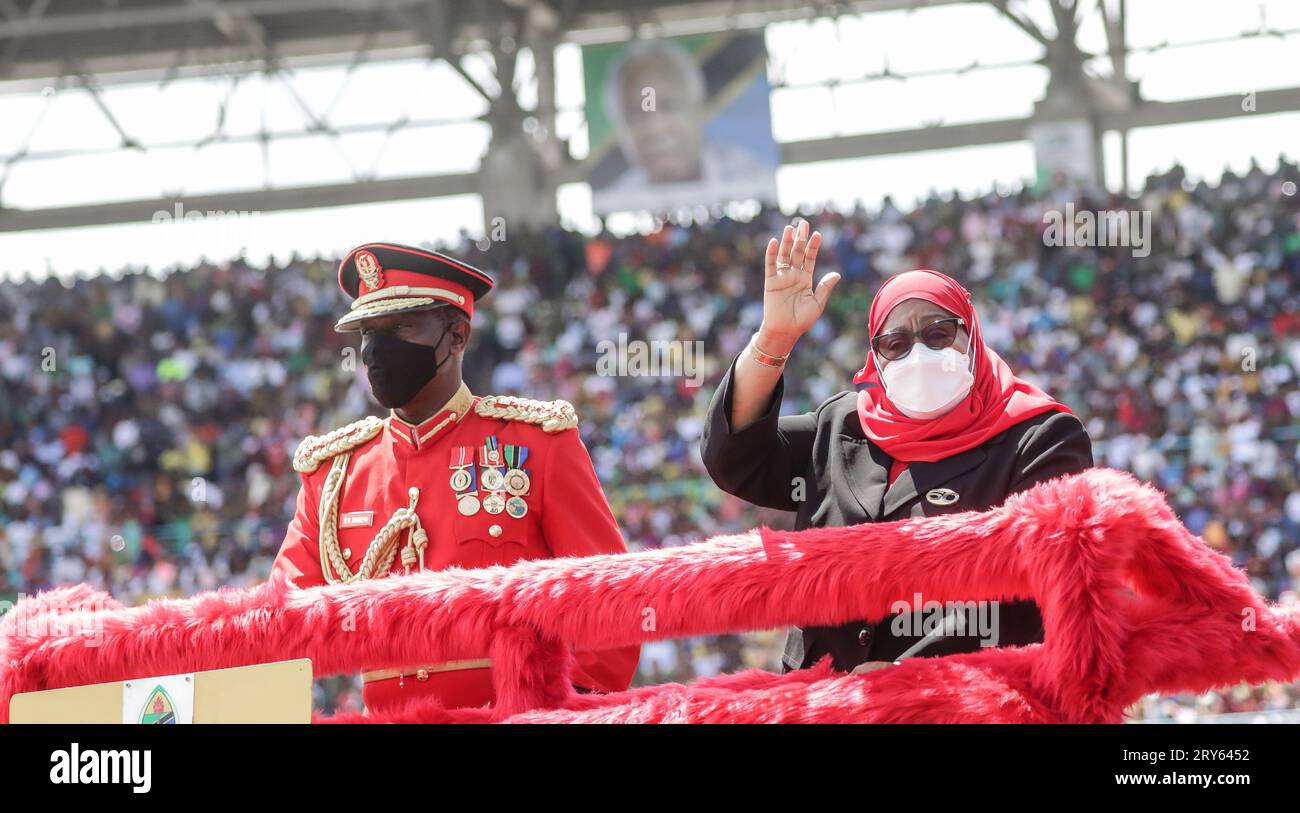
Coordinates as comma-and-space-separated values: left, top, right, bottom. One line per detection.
474, 395, 578, 433
292, 415, 428, 584
292, 416, 384, 474
317, 455, 429, 585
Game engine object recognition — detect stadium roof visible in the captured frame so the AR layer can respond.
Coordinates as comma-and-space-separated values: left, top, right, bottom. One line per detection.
1, 0, 1298, 236
0, 0, 965, 84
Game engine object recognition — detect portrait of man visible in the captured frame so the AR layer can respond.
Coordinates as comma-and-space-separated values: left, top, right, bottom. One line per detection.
588, 34, 780, 213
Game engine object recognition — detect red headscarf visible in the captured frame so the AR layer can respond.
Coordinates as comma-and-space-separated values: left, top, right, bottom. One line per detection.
852, 269, 1069, 463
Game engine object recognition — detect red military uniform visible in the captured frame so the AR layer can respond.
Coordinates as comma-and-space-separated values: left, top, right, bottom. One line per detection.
272, 242, 639, 711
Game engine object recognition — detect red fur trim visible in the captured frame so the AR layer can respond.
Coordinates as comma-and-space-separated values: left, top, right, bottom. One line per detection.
4, 469, 1298, 723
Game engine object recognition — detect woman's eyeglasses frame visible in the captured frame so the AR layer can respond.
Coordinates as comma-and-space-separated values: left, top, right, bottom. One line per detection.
870, 317, 967, 362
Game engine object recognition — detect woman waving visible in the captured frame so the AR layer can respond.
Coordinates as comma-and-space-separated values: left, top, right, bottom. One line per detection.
701, 219, 1094, 674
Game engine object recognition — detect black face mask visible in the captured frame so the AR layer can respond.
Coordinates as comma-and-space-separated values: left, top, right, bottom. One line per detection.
361, 329, 451, 409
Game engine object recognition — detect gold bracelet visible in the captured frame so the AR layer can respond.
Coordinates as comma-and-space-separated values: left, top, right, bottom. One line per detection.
749, 338, 790, 368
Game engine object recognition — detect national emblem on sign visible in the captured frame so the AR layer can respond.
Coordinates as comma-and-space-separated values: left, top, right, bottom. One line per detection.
139, 685, 177, 724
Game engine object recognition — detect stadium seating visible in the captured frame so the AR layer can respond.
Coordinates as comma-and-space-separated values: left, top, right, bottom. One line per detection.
1, 159, 1298, 719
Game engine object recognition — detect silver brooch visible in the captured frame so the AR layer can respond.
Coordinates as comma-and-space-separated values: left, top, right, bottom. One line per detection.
925, 488, 959, 506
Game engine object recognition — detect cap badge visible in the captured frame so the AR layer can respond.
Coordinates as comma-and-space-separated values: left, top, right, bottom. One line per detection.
355, 250, 384, 292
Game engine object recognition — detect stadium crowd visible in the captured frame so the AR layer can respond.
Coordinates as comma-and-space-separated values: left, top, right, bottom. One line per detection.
2, 158, 1299, 719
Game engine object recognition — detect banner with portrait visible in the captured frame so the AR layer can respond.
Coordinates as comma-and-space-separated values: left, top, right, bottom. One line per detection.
582, 32, 779, 215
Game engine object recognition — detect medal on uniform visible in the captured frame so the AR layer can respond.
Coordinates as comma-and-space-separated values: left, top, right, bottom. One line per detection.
483, 493, 506, 515
481, 467, 504, 492
506, 495, 528, 519
457, 493, 481, 516
450, 446, 480, 515
479, 437, 506, 492
503, 445, 530, 497
449, 446, 474, 493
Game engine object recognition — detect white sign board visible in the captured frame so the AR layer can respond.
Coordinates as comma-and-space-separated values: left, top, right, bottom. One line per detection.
1027, 119, 1098, 190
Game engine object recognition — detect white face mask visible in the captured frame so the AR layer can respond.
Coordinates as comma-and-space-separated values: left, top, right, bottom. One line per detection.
879, 343, 975, 419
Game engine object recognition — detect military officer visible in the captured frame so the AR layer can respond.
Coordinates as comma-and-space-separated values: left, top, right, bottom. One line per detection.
272, 241, 640, 712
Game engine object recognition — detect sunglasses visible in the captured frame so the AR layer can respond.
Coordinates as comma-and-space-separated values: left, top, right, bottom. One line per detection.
871, 317, 966, 362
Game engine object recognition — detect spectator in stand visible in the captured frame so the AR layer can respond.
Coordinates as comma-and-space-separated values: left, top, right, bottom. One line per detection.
1, 156, 1299, 718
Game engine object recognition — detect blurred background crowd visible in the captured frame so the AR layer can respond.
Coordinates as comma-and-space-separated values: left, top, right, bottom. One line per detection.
2, 159, 1299, 720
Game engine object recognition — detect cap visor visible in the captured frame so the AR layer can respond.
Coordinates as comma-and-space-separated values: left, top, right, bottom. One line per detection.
333, 298, 448, 332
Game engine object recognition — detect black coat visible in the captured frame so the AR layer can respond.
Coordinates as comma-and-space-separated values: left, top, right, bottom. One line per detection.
701, 357, 1094, 673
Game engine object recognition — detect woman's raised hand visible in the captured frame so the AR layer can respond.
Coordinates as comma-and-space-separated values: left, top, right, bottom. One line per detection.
730, 218, 839, 430
757, 219, 841, 354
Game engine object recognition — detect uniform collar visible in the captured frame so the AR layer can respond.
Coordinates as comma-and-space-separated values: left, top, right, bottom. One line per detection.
386, 383, 473, 450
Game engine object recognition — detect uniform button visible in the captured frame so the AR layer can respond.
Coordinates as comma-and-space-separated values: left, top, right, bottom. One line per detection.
342, 547, 351, 559
489, 524, 503, 538
416, 669, 429, 682
449, 413, 457, 420
858, 627, 872, 646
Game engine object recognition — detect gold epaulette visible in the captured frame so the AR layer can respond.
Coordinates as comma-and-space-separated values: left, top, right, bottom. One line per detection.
474, 395, 578, 433
292, 416, 385, 474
